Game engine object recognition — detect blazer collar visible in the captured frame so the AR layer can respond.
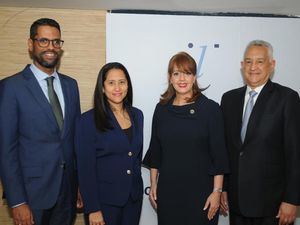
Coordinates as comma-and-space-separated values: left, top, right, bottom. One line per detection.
60, 75, 71, 138
23, 65, 59, 132
242, 79, 274, 144
22, 65, 69, 137
231, 86, 247, 147
108, 106, 139, 152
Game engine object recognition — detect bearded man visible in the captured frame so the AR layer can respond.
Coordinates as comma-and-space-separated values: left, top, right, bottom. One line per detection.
0, 18, 81, 225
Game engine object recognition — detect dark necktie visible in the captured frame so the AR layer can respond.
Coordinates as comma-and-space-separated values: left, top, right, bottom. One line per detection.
46, 76, 64, 131
241, 90, 257, 142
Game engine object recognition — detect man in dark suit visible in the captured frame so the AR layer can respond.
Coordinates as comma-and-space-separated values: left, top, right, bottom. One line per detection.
220, 40, 300, 225
0, 18, 81, 225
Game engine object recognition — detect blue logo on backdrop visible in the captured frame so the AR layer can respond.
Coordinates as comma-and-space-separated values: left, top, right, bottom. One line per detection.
188, 42, 220, 78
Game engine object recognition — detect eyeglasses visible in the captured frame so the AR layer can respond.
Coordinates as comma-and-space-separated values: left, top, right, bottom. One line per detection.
33, 38, 64, 48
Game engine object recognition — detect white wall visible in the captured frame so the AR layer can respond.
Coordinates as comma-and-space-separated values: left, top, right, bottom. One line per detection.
106, 13, 300, 225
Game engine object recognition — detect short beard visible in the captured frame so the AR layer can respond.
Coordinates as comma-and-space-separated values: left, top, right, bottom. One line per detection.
32, 51, 60, 69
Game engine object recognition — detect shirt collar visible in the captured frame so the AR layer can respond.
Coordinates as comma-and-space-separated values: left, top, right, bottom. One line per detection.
30, 63, 59, 81
246, 82, 266, 96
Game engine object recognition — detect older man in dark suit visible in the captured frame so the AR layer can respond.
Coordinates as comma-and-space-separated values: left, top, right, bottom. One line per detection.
220, 40, 300, 225
0, 18, 81, 225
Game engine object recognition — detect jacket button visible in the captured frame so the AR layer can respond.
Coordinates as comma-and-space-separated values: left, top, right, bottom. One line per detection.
60, 162, 66, 169
128, 151, 133, 156
126, 170, 131, 175
239, 152, 244, 157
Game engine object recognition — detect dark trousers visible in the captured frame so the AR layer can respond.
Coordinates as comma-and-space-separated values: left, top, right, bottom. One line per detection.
229, 210, 281, 225
84, 197, 142, 225
31, 173, 76, 225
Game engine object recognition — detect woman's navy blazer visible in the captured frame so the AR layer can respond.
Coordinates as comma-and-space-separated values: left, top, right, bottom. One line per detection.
75, 107, 144, 213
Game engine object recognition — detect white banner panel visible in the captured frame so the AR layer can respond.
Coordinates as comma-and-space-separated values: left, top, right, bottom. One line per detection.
106, 12, 300, 225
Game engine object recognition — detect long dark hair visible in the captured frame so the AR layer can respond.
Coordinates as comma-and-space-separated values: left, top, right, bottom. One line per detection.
94, 62, 133, 132
160, 52, 204, 105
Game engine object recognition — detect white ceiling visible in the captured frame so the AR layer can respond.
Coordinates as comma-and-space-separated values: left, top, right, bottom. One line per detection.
1, 0, 300, 16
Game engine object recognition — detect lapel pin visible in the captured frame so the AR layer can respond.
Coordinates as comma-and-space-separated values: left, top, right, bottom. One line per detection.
190, 109, 195, 114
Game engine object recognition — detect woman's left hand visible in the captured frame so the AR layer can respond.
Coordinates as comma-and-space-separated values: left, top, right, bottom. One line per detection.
203, 192, 221, 220
76, 189, 84, 209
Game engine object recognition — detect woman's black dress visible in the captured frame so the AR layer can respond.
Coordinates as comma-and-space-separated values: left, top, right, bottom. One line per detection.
143, 95, 229, 225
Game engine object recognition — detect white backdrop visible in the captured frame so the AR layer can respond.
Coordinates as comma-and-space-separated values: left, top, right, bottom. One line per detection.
106, 12, 300, 225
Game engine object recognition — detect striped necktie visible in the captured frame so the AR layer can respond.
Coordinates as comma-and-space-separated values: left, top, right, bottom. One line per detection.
241, 90, 257, 142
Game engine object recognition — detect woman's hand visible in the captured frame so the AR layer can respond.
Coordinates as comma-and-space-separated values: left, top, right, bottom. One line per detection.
203, 191, 221, 220
76, 189, 84, 210
149, 183, 158, 209
220, 191, 229, 216
89, 211, 105, 225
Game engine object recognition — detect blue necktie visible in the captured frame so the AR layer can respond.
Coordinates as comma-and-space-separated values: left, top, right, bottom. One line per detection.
46, 77, 64, 131
241, 90, 257, 142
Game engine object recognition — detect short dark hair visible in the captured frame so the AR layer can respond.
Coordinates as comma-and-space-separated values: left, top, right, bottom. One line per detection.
94, 62, 133, 132
30, 18, 61, 39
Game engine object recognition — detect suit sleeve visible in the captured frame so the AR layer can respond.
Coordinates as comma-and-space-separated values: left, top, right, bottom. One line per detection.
207, 101, 230, 176
0, 79, 28, 207
142, 104, 161, 169
220, 94, 230, 191
75, 116, 101, 213
282, 91, 300, 205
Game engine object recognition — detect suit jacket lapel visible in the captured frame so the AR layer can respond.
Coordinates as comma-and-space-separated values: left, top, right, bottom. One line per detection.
60, 74, 70, 138
127, 107, 139, 152
243, 80, 273, 144
23, 66, 58, 131
234, 86, 247, 147
109, 108, 130, 146
108, 107, 140, 154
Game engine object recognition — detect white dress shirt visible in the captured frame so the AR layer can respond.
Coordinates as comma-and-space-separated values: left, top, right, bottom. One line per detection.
242, 83, 266, 118
30, 63, 65, 117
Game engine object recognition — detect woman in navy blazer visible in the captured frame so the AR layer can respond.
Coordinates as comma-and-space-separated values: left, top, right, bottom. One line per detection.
76, 62, 144, 225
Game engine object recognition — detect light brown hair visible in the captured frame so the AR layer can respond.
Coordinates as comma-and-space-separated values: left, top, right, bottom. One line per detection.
160, 51, 203, 105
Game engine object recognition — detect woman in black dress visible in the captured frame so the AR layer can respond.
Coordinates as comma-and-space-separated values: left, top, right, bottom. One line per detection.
143, 52, 229, 225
